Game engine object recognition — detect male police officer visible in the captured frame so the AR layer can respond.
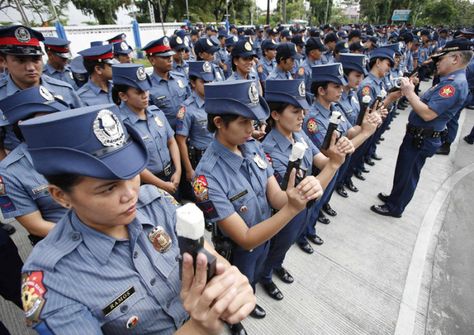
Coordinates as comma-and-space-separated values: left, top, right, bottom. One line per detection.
42, 37, 77, 88
372, 38, 472, 217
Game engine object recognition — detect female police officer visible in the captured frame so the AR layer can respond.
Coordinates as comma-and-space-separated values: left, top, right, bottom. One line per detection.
112, 63, 182, 196
192, 80, 323, 334
20, 103, 255, 335
259, 79, 352, 300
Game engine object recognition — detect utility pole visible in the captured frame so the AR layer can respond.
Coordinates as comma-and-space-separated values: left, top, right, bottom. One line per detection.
325, 0, 330, 24
282, 0, 286, 24
157, 0, 166, 35
266, 0, 270, 25
185, 0, 189, 20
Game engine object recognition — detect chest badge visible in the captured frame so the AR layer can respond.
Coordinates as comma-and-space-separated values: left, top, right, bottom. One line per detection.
154, 116, 163, 127
380, 88, 387, 98
177, 79, 185, 89
239, 205, 248, 213
253, 154, 267, 169
148, 226, 172, 253
126, 315, 139, 329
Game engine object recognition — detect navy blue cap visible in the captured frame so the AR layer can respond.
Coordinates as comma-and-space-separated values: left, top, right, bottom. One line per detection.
420, 29, 430, 37
266, 27, 278, 36
188, 61, 215, 82
0, 86, 68, 126
280, 30, 292, 39
306, 37, 326, 53
0, 25, 44, 56
194, 37, 219, 55
339, 53, 368, 75
255, 25, 264, 32
107, 33, 127, 44
43, 37, 71, 58
20, 104, 149, 180
265, 79, 309, 110
338, 31, 348, 39
112, 63, 151, 92
70, 55, 87, 74
142, 37, 175, 57
460, 28, 474, 36
309, 28, 321, 37
244, 28, 255, 36
78, 44, 115, 64
291, 35, 305, 47
112, 41, 133, 55
90, 41, 103, 47
368, 36, 379, 45
349, 41, 365, 52
276, 42, 298, 61
175, 30, 188, 39
335, 40, 349, 53
225, 35, 238, 47
348, 29, 361, 40
369, 47, 395, 66
170, 35, 187, 51
324, 32, 338, 44
218, 30, 228, 39
261, 38, 278, 50
204, 80, 269, 121
431, 37, 474, 59
384, 43, 402, 55
311, 63, 348, 86
231, 38, 257, 58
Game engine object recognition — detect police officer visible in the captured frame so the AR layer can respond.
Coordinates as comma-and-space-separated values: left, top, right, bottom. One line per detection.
267, 42, 297, 80
143, 36, 190, 129
42, 37, 77, 88
0, 25, 83, 152
256, 39, 277, 82
107, 33, 133, 64
76, 44, 116, 106
19, 104, 254, 335
418, 29, 433, 81
372, 39, 472, 217
0, 86, 68, 245
297, 37, 327, 92
228, 39, 262, 94
175, 61, 215, 188
223, 36, 238, 79
192, 80, 323, 334
194, 37, 224, 81
70, 55, 88, 88
215, 30, 229, 76
260, 79, 348, 300
254, 25, 264, 59
323, 32, 338, 64
170, 35, 189, 77
112, 63, 182, 196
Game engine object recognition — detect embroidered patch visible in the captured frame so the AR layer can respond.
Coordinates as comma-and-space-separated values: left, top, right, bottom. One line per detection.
193, 175, 209, 201
196, 200, 218, 220
0, 195, 16, 214
307, 118, 318, 134
439, 85, 455, 98
157, 188, 180, 207
298, 67, 305, 77
21, 271, 46, 326
361, 86, 371, 96
265, 153, 273, 166
177, 106, 186, 120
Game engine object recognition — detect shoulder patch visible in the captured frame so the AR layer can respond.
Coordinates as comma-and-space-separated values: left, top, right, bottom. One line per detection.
297, 67, 305, 77
362, 86, 371, 96
0, 195, 16, 214
306, 118, 318, 134
193, 175, 209, 202
156, 188, 180, 207
439, 85, 455, 98
22, 271, 47, 326
177, 106, 186, 120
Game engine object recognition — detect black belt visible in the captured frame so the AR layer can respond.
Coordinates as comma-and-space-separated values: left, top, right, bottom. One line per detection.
154, 163, 173, 179
406, 124, 445, 138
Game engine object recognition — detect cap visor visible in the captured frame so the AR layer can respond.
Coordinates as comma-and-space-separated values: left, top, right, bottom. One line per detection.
155, 50, 176, 57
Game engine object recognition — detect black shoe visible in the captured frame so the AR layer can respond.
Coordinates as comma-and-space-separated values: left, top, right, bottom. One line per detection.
229, 322, 248, 335
322, 203, 337, 216
365, 158, 375, 166
250, 304, 266, 319
354, 171, 366, 181
465, 105, 474, 110
205, 221, 213, 232
307, 234, 324, 245
377, 192, 389, 202
376, 140, 381, 144
370, 204, 402, 218
336, 186, 348, 198
317, 213, 330, 224
298, 241, 314, 254
262, 281, 284, 300
274, 267, 294, 283
379, 137, 385, 141
436, 143, 451, 155
361, 166, 370, 173
371, 153, 382, 160
386, 126, 391, 130
344, 180, 359, 192
0, 223, 16, 235
464, 136, 474, 144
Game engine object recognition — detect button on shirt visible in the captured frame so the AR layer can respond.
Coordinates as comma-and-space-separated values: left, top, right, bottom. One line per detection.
336, 90, 360, 126
76, 79, 114, 106
43, 63, 77, 89
409, 69, 469, 131
149, 71, 190, 129
262, 128, 319, 184
118, 104, 174, 175
175, 92, 213, 150
22, 185, 187, 335
0, 143, 67, 221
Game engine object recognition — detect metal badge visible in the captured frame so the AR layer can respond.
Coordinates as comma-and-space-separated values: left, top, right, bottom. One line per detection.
254, 154, 267, 169
120, 42, 128, 51
93, 109, 126, 147
15, 27, 31, 43
233, 36, 238, 42
177, 79, 185, 88
176, 36, 183, 44
380, 89, 387, 98
298, 82, 306, 97
126, 316, 139, 329
154, 116, 163, 127
148, 226, 172, 253
206, 38, 213, 46
163, 37, 170, 47
203, 61, 212, 73
338, 64, 344, 76
136, 67, 146, 81
244, 41, 252, 51
248, 83, 259, 104
39, 86, 54, 101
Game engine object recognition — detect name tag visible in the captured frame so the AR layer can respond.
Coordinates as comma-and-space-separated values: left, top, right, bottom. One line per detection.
31, 185, 49, 195
230, 190, 248, 202
102, 286, 135, 317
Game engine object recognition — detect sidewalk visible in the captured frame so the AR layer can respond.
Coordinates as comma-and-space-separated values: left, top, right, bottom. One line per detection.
1, 81, 473, 335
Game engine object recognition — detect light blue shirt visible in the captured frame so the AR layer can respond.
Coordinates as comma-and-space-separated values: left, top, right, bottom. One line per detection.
336, 90, 360, 126
76, 79, 113, 106
43, 63, 77, 89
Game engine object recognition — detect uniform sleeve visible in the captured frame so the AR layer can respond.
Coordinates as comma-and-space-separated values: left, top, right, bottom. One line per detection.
308, 138, 320, 156
162, 112, 175, 139
175, 105, 191, 137
0, 169, 38, 219
427, 82, 464, 116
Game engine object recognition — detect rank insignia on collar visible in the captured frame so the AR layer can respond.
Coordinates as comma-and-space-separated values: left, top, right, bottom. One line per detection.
148, 226, 172, 253
439, 85, 455, 98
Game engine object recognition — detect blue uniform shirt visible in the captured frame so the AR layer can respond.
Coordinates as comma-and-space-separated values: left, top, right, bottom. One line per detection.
227, 71, 262, 94
149, 71, 190, 129
117, 104, 174, 175
175, 92, 213, 150
297, 57, 324, 93
258, 57, 276, 82
322, 51, 334, 64
358, 72, 387, 103
0, 143, 66, 221
76, 79, 114, 106
262, 128, 319, 184
408, 69, 469, 131
267, 66, 293, 80
418, 44, 431, 63
336, 89, 360, 126
43, 63, 77, 89
22, 185, 187, 335
172, 61, 189, 78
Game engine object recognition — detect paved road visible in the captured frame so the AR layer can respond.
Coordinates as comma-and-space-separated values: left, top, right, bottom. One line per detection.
1, 81, 473, 335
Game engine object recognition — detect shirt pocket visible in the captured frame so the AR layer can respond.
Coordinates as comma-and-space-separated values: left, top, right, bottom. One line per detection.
98, 288, 146, 327
229, 190, 256, 227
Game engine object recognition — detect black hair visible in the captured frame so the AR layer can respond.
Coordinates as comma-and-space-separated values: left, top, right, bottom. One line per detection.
311, 81, 330, 97
207, 113, 240, 133
111, 84, 132, 105
43, 174, 84, 193
82, 58, 106, 76
266, 101, 290, 131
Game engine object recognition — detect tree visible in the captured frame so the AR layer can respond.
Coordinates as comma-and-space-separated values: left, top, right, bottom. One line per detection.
308, 0, 333, 25
0, 0, 69, 26
71, 0, 131, 24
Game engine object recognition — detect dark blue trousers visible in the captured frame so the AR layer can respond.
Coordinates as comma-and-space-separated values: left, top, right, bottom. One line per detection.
231, 241, 270, 291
